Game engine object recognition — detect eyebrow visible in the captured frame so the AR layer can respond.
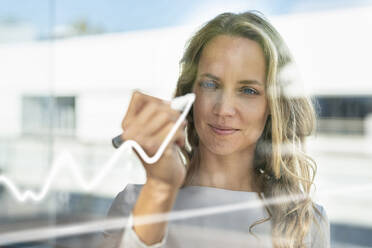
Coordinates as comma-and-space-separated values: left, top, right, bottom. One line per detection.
200, 73, 264, 86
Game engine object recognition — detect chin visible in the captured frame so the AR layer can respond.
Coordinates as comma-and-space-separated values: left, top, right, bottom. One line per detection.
203, 141, 241, 155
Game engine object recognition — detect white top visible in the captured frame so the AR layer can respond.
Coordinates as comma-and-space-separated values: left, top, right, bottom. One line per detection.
99, 184, 330, 248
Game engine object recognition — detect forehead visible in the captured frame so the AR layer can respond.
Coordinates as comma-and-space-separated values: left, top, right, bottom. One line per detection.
197, 35, 266, 83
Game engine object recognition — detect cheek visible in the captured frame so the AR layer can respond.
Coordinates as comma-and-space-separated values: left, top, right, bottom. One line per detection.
193, 93, 214, 121
240, 100, 268, 135
244, 102, 267, 120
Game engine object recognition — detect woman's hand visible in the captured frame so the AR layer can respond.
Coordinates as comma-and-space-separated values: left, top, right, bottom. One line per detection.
121, 90, 187, 188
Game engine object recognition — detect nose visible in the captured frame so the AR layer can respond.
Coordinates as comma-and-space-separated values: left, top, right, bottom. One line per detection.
212, 92, 236, 117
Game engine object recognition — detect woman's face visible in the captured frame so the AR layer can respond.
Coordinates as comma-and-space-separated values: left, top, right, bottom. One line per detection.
192, 35, 269, 156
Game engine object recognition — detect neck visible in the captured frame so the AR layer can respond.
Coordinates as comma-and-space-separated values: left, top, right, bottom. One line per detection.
190, 143, 261, 192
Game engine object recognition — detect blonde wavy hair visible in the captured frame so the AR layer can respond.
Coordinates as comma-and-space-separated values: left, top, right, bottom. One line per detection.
174, 11, 324, 248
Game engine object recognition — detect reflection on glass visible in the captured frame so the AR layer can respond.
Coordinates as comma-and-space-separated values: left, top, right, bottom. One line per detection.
0, 1, 372, 248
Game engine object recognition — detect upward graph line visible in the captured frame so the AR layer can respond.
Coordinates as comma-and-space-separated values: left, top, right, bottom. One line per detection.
0, 93, 195, 203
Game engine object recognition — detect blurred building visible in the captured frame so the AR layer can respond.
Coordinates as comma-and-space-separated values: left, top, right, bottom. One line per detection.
0, 18, 37, 43
1, 6, 372, 142
1, 6, 372, 247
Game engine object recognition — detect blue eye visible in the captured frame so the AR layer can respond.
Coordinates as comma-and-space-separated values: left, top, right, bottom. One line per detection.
241, 87, 258, 95
199, 81, 217, 89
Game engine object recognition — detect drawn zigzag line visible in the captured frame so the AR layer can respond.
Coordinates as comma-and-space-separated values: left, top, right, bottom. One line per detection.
0, 93, 195, 203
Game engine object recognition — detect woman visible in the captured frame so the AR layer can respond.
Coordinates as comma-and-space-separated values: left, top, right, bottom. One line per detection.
100, 11, 330, 248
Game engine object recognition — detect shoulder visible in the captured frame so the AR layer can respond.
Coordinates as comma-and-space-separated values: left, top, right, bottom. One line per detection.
106, 183, 144, 217
311, 203, 328, 224
308, 203, 331, 248
98, 184, 144, 247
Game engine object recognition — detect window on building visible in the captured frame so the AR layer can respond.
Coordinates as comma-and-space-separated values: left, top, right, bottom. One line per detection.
314, 96, 372, 135
22, 96, 76, 136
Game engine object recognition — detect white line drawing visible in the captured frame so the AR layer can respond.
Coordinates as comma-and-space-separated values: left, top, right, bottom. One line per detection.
0, 182, 371, 245
0, 93, 195, 202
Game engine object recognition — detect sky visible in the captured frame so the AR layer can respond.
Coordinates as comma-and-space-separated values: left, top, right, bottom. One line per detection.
1, 0, 372, 39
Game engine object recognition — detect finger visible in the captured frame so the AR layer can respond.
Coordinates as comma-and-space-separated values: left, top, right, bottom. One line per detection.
137, 121, 186, 161
152, 122, 186, 150
145, 108, 182, 136
133, 120, 173, 157
122, 91, 165, 130
122, 91, 146, 129
135, 101, 160, 127
122, 102, 180, 149
134, 100, 180, 133
121, 105, 172, 148
141, 111, 170, 137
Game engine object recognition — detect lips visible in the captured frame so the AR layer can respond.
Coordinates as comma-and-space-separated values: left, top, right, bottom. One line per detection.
208, 124, 239, 135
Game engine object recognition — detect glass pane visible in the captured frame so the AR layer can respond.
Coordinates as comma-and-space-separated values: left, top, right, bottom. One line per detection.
1, 1, 371, 247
